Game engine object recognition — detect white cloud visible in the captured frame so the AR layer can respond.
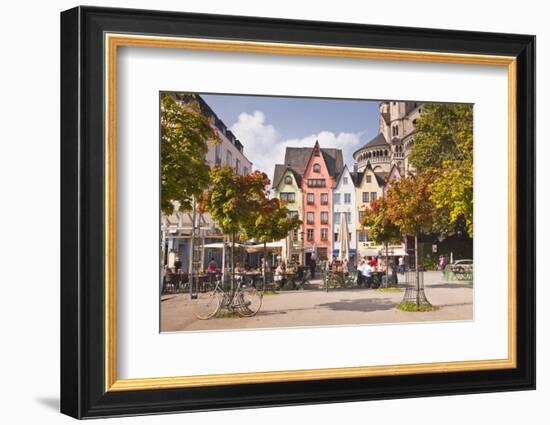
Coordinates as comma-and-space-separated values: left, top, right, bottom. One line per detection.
230, 110, 365, 185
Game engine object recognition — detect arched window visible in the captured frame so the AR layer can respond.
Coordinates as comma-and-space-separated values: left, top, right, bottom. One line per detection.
384, 149, 388, 156
284, 175, 292, 185
313, 163, 321, 172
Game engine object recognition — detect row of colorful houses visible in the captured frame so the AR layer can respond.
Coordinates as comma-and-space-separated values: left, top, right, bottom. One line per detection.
273, 140, 406, 266
271, 100, 423, 266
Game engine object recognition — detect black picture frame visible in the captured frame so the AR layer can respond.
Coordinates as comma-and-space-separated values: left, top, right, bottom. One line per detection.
61, 5, 535, 419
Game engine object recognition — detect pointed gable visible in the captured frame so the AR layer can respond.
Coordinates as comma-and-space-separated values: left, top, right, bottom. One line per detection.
387, 164, 402, 184
282, 141, 343, 179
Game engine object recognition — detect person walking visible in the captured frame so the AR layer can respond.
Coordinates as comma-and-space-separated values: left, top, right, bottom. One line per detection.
439, 255, 447, 275
398, 256, 405, 274
310, 255, 316, 279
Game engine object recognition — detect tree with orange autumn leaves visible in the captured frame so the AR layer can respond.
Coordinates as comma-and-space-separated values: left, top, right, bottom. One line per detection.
200, 166, 300, 292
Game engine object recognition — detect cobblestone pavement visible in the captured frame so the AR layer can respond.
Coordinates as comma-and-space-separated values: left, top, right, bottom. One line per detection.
160, 271, 473, 332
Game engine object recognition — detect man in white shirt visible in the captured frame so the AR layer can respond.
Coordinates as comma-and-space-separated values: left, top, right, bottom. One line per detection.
361, 257, 373, 288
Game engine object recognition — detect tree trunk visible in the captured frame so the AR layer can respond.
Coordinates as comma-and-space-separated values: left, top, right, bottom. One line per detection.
188, 198, 196, 296
415, 231, 420, 307
263, 241, 267, 291
231, 231, 235, 294
221, 235, 226, 287
385, 241, 389, 288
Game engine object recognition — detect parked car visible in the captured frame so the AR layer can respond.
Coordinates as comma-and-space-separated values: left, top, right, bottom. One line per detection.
450, 259, 473, 273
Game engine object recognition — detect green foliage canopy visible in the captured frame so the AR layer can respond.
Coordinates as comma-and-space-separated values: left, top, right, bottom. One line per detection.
408, 103, 474, 236
160, 93, 217, 214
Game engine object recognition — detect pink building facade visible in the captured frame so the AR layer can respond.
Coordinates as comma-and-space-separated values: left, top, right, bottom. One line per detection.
301, 142, 337, 264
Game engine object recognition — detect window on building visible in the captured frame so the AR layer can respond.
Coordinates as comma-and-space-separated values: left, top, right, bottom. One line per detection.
307, 193, 314, 204
307, 228, 314, 241
358, 231, 368, 242
348, 232, 352, 241
371, 192, 377, 201
321, 211, 328, 224
235, 159, 241, 175
362, 192, 369, 203
307, 212, 314, 224
344, 193, 351, 204
358, 210, 365, 222
333, 212, 341, 224
320, 193, 328, 205
214, 143, 222, 166
313, 163, 321, 172
345, 212, 352, 223
243, 167, 249, 175
334, 232, 339, 242
280, 192, 295, 203
366, 175, 372, 183
284, 175, 292, 184
292, 228, 299, 241
333, 193, 341, 204
321, 228, 328, 241
226, 150, 232, 166
288, 210, 299, 218
343, 177, 349, 184
307, 178, 326, 187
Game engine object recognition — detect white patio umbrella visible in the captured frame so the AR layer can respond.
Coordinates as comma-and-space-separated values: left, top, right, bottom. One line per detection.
339, 212, 350, 261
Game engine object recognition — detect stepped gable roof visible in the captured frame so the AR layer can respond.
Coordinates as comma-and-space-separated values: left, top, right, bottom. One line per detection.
352, 133, 389, 158
272, 164, 302, 189
283, 145, 344, 177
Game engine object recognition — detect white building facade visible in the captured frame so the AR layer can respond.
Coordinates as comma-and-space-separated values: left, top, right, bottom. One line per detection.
331, 166, 357, 264
162, 94, 253, 273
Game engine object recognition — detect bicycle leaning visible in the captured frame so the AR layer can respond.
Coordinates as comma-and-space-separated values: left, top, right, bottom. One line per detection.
192, 274, 263, 320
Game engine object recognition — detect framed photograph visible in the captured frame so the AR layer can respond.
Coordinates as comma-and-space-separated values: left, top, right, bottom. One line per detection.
60, 6, 535, 419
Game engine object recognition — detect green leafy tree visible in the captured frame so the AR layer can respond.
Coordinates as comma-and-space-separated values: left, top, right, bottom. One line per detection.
200, 167, 268, 291
243, 197, 302, 289
408, 103, 474, 237
385, 173, 435, 304
160, 93, 217, 214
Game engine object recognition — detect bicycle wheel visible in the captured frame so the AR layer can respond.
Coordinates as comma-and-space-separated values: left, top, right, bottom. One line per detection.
236, 286, 263, 317
193, 286, 221, 320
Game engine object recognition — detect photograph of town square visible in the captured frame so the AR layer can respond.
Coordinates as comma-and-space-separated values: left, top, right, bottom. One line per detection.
160, 92, 474, 332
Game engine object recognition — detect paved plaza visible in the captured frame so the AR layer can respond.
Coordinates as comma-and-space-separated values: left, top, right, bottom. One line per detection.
160, 271, 473, 332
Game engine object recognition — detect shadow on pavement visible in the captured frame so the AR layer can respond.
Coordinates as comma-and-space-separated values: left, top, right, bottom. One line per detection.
318, 298, 396, 312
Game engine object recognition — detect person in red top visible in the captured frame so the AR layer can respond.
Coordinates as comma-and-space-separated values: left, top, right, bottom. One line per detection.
369, 256, 378, 268
207, 258, 218, 273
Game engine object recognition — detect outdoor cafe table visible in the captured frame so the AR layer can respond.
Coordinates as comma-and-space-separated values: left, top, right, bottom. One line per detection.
236, 272, 262, 287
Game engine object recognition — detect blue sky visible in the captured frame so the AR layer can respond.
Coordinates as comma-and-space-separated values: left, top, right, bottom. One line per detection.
200, 93, 381, 180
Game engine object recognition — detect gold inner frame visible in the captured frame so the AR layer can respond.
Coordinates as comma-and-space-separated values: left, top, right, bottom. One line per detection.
104, 33, 517, 392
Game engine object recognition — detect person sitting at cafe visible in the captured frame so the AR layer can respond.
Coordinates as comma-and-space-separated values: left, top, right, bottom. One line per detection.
342, 258, 349, 277
362, 260, 374, 288
207, 257, 218, 273
207, 257, 218, 284
357, 258, 366, 286
369, 256, 378, 268
274, 262, 285, 289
